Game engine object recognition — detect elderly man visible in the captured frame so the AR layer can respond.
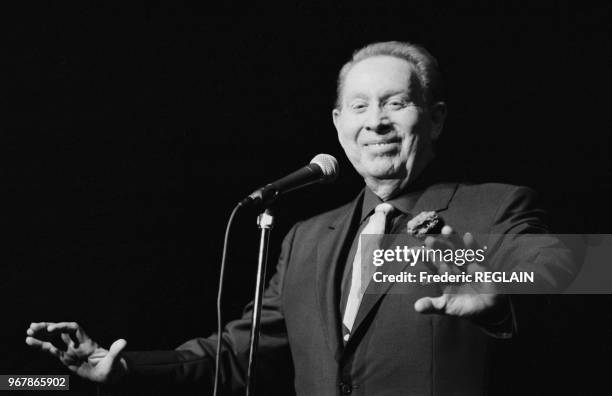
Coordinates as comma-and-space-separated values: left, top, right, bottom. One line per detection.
26, 41, 575, 395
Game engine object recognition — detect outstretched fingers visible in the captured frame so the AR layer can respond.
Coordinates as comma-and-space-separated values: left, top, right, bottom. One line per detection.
27, 322, 54, 336
25, 336, 61, 358
26, 322, 61, 355
47, 322, 85, 346
414, 295, 448, 314
26, 321, 89, 356
47, 322, 79, 333
424, 227, 462, 277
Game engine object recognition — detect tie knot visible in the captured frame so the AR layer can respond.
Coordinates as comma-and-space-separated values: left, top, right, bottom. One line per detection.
374, 203, 394, 216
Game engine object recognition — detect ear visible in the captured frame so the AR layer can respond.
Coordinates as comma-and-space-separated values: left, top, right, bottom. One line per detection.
429, 102, 447, 141
332, 108, 342, 136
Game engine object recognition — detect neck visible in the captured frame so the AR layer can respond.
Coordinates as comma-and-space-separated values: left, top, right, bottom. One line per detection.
365, 179, 403, 201
366, 151, 435, 201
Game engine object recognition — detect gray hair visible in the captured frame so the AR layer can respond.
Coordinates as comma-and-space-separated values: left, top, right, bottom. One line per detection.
335, 41, 442, 109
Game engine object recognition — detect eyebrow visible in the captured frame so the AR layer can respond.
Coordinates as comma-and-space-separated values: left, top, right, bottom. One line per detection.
345, 93, 369, 101
345, 89, 412, 102
380, 89, 411, 99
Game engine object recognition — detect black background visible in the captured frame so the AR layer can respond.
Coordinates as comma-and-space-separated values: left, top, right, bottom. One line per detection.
3, 1, 611, 394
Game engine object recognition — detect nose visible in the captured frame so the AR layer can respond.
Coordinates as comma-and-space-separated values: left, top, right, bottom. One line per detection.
364, 107, 392, 134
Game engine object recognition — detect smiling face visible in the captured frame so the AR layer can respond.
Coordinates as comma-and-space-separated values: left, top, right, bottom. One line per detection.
333, 56, 445, 197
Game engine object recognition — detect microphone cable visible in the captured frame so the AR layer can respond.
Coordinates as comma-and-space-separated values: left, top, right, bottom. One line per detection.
213, 203, 242, 396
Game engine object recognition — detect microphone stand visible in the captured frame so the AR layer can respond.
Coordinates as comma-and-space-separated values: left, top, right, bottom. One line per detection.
246, 208, 274, 396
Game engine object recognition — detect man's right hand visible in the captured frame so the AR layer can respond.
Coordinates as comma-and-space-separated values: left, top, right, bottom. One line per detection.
25, 322, 128, 384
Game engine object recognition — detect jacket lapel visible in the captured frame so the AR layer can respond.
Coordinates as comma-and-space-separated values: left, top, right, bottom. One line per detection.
349, 183, 459, 341
316, 190, 363, 361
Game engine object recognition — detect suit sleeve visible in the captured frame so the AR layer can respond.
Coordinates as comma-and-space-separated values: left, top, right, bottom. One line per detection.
487, 186, 580, 291
479, 186, 581, 337
117, 222, 300, 395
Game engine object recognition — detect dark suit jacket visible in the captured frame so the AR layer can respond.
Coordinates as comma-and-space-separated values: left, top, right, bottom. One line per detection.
121, 182, 577, 396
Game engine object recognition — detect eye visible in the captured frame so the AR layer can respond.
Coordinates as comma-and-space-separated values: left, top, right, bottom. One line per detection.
385, 99, 408, 110
349, 101, 368, 112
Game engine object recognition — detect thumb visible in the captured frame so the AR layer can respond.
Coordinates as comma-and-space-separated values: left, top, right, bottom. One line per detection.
414, 295, 447, 314
106, 339, 127, 361
82, 339, 128, 384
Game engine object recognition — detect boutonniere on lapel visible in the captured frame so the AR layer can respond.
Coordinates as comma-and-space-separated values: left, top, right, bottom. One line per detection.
406, 211, 444, 238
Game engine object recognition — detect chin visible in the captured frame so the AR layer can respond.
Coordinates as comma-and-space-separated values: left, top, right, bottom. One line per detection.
363, 160, 404, 179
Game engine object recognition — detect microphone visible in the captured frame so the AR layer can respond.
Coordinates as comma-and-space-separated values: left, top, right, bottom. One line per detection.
239, 154, 339, 208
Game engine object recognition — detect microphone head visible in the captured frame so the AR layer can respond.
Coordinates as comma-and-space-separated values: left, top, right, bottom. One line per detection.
310, 153, 339, 183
